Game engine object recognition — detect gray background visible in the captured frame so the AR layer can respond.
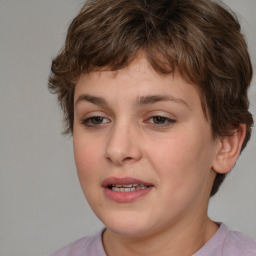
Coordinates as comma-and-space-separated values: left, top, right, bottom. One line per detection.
0, 0, 255, 256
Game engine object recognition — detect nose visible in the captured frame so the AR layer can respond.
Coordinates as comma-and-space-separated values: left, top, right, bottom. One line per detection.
104, 121, 142, 165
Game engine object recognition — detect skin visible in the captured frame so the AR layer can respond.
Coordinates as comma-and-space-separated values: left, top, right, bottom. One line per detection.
73, 56, 232, 255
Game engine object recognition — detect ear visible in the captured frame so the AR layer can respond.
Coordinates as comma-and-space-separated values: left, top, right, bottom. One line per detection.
212, 124, 246, 174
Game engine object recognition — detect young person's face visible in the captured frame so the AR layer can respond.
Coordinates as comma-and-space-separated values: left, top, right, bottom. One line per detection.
73, 56, 220, 237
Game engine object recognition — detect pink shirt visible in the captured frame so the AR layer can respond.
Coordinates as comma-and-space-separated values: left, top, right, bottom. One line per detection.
49, 224, 256, 256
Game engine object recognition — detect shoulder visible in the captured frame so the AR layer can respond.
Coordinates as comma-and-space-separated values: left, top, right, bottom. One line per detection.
224, 226, 256, 255
48, 229, 106, 256
194, 223, 256, 256
48, 236, 91, 256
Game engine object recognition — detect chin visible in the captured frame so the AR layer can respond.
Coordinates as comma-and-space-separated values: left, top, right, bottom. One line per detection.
99, 211, 154, 237
107, 224, 151, 237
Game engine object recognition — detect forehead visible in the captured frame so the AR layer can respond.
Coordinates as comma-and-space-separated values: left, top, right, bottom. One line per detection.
74, 57, 209, 123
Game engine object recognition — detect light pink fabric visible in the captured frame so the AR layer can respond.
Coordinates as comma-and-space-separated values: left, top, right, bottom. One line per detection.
193, 224, 256, 256
49, 224, 256, 256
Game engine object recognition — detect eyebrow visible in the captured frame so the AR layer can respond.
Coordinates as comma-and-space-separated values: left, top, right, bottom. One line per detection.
136, 95, 190, 108
75, 94, 107, 106
75, 94, 189, 108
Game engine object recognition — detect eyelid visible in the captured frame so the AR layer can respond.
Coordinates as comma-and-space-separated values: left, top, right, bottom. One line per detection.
80, 112, 111, 128
148, 116, 176, 123
144, 113, 177, 128
82, 116, 110, 123
145, 111, 176, 120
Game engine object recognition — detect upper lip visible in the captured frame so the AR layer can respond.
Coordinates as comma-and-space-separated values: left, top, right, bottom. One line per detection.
102, 176, 153, 188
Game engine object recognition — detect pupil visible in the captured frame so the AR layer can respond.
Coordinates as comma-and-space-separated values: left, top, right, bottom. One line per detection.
154, 116, 165, 124
93, 117, 103, 124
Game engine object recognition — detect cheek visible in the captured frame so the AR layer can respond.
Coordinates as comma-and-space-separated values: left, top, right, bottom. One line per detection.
149, 128, 214, 187
73, 135, 102, 181
73, 136, 104, 206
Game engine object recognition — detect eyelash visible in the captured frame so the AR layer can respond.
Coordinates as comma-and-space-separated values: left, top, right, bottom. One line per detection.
81, 116, 110, 128
147, 116, 176, 127
81, 115, 176, 129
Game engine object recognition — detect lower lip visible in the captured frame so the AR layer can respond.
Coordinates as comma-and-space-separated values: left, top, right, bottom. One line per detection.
103, 187, 153, 203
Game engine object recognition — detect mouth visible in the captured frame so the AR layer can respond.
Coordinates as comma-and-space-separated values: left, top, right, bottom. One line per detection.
102, 177, 153, 203
108, 184, 149, 192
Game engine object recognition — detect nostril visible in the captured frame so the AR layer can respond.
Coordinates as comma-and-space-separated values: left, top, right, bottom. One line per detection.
123, 157, 133, 162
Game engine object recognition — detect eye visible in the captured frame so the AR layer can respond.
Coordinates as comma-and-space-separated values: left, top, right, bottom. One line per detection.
148, 116, 176, 126
81, 116, 110, 127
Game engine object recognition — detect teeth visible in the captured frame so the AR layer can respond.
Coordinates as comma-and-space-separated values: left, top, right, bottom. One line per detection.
112, 187, 120, 192
125, 187, 135, 192
122, 184, 133, 188
110, 184, 149, 192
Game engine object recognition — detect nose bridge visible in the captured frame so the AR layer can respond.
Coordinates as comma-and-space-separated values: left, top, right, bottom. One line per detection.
105, 118, 141, 165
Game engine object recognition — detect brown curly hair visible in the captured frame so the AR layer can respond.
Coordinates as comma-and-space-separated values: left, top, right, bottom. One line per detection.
49, 0, 253, 196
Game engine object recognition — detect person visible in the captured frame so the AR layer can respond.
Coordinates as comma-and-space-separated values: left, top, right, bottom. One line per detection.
48, 0, 256, 255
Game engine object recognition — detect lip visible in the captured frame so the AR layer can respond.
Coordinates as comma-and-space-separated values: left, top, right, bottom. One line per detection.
102, 176, 153, 187
102, 176, 154, 203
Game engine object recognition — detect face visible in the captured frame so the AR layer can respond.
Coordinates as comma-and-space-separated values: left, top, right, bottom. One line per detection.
73, 56, 220, 238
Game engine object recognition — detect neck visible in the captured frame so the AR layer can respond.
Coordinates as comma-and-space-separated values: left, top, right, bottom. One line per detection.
103, 216, 218, 256
102, 172, 218, 256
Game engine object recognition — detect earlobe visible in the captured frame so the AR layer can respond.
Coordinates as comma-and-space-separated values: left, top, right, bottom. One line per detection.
212, 124, 246, 174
